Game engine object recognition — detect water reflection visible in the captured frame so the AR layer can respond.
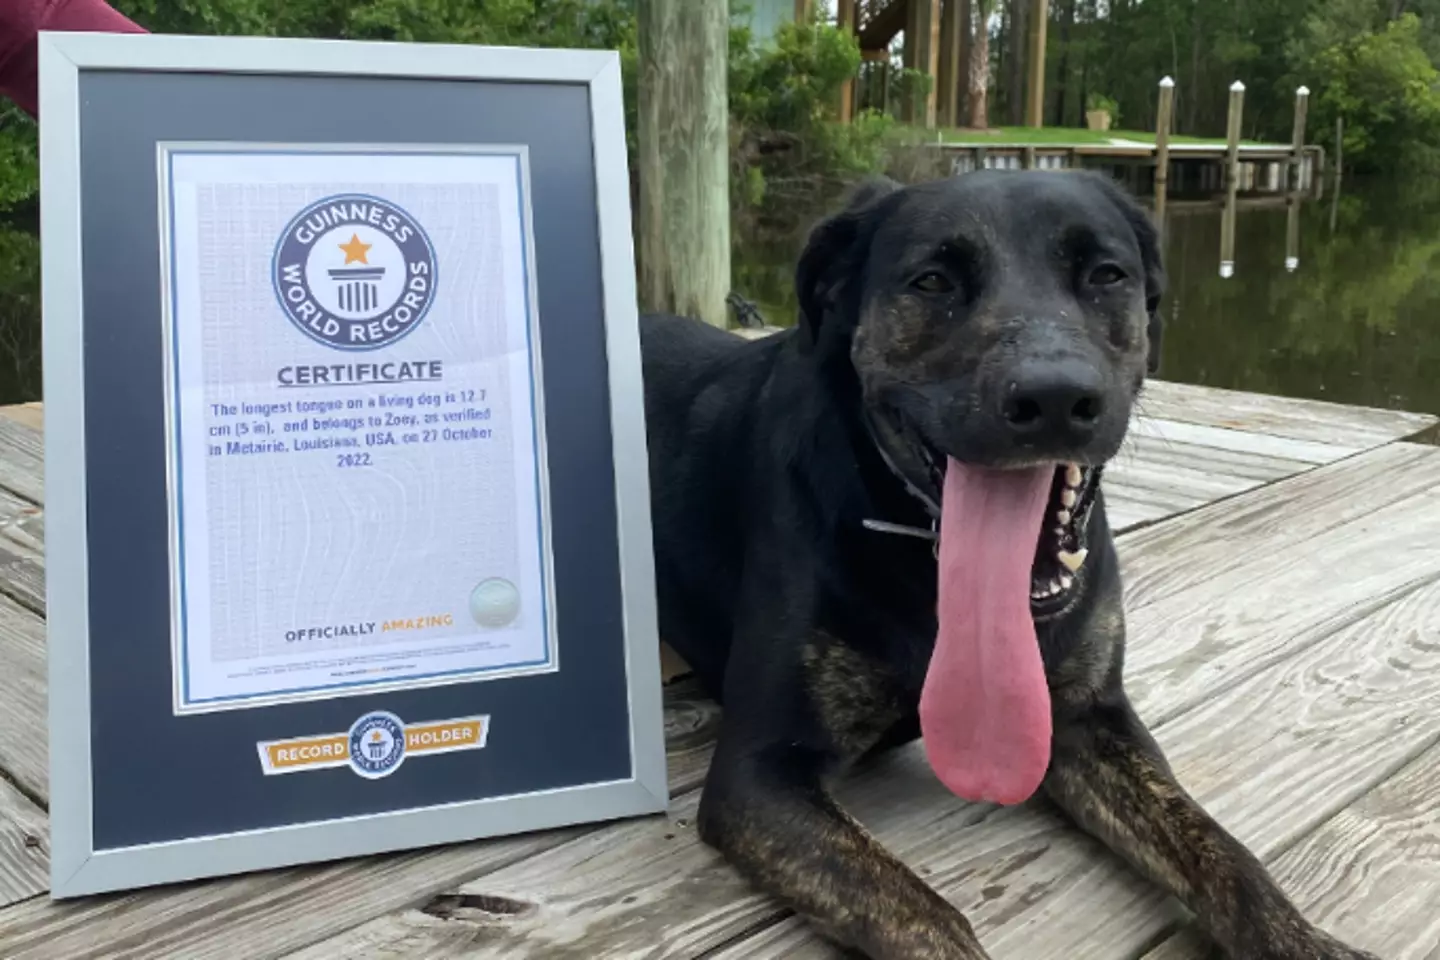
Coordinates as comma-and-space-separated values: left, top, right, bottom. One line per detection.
732, 173, 1440, 418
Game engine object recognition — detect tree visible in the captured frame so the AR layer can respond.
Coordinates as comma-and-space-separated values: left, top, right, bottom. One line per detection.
968, 0, 995, 128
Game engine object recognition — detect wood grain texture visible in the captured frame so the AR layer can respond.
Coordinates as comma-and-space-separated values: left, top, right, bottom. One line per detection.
0, 417, 42, 505
636, 0, 731, 327
0, 680, 719, 960
0, 404, 44, 434
0, 777, 47, 909
1135, 379, 1436, 448
283, 445, 1440, 960
0, 593, 46, 803
1126, 415, 1358, 465
1143, 745, 1440, 960
1143, 632, 1440, 960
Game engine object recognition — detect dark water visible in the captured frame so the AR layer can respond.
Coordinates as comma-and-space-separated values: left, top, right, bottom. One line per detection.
732, 174, 1440, 422
1, 174, 1438, 422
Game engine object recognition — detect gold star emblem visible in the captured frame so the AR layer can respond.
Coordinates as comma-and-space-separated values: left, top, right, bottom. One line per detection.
339, 233, 372, 265
371, 731, 384, 743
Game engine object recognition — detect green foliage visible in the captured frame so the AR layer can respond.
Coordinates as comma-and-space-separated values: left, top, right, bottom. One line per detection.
0, 106, 37, 211
0, 0, 887, 213
1042, 0, 1440, 176
728, 14, 890, 206
1305, 14, 1440, 173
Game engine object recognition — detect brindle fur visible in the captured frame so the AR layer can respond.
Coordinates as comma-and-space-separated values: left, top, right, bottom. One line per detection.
638, 170, 1378, 960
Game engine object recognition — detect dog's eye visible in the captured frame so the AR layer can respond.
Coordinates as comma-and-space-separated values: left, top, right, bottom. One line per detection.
1087, 263, 1127, 286
911, 271, 954, 293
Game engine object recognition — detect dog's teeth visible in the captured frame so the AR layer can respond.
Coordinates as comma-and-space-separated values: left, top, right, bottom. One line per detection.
1065, 463, 1082, 487
1061, 489, 1078, 508
1048, 580, 1063, 596
1058, 548, 1088, 572
1056, 509, 1072, 525
1059, 573, 1074, 591
1053, 526, 1065, 538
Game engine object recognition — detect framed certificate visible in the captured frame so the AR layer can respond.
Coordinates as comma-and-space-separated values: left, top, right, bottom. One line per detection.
39, 30, 667, 897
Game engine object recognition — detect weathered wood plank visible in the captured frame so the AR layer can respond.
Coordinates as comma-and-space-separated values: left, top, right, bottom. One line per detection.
0, 404, 43, 434
1117, 430, 1314, 485
0, 417, 42, 505
1142, 740, 1440, 960
1115, 442, 1436, 614
0, 593, 46, 803
0, 681, 719, 960
0, 777, 47, 909
1127, 415, 1359, 465
280, 448, 1440, 960
1136, 379, 1436, 449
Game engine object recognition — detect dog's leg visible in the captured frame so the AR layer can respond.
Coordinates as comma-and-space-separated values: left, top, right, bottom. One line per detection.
1044, 692, 1379, 960
699, 739, 990, 960
699, 613, 991, 960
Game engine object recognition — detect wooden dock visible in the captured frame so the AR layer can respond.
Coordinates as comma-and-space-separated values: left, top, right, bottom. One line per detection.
0, 382, 1437, 959
938, 141, 1325, 198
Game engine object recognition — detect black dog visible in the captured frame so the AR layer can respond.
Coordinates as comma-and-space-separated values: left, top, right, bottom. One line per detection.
638, 169, 1377, 959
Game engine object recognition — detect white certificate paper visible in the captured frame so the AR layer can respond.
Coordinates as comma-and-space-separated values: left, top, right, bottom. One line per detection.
159, 145, 556, 714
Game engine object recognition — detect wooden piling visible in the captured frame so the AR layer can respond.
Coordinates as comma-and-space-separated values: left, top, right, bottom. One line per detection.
837, 0, 857, 123
637, 0, 731, 327
1154, 76, 1175, 227
1288, 85, 1309, 190
1334, 115, 1344, 185
1219, 80, 1244, 278
1285, 194, 1300, 272
1225, 80, 1245, 188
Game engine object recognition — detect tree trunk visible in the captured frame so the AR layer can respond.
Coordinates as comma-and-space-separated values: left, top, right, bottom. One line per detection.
1052, 0, 1074, 125
637, 0, 730, 328
958, 0, 974, 126
967, 3, 991, 129
1007, 0, 1027, 125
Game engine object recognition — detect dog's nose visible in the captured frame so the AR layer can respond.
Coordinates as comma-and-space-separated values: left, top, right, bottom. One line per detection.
1000, 360, 1105, 444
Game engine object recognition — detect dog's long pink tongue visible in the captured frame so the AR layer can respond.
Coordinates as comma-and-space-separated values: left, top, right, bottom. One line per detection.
920, 459, 1054, 805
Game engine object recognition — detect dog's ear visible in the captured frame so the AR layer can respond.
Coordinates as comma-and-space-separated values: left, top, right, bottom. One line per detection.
1076, 171, 1167, 374
795, 176, 901, 351
1128, 200, 1167, 376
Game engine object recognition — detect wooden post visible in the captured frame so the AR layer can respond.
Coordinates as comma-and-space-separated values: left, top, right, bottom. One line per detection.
1153, 75, 1174, 228
913, 0, 943, 128
1026, 0, 1050, 127
958, 0, 973, 126
637, 0, 730, 328
837, 0, 857, 123
1219, 81, 1244, 278
794, 0, 812, 19
1334, 115, 1344, 185
1330, 117, 1343, 235
1224, 79, 1245, 189
1219, 184, 1237, 278
937, 0, 963, 126
1288, 85, 1309, 190
1285, 195, 1300, 272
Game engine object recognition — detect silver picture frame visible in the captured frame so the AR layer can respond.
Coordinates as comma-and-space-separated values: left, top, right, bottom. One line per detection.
39, 30, 667, 898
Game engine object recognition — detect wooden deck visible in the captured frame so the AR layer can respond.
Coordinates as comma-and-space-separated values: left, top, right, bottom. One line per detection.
0, 383, 1436, 959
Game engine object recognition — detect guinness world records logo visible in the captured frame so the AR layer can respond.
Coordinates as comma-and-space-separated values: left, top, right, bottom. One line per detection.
272, 193, 438, 351
347, 710, 407, 779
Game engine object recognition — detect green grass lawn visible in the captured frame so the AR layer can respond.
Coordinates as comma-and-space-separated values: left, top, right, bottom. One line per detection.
925, 125, 1266, 147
